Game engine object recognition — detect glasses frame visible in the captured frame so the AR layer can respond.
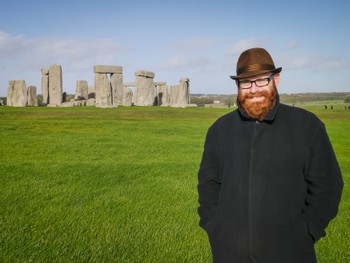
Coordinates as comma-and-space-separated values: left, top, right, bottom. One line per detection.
239, 74, 275, 90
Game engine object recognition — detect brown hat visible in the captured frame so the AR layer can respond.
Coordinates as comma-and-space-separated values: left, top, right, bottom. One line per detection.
230, 48, 282, 80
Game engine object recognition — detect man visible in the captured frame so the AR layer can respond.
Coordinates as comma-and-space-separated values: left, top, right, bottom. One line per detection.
197, 48, 343, 263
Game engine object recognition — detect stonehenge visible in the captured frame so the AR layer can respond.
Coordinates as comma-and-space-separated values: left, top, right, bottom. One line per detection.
48, 64, 63, 106
27, 86, 38, 106
134, 70, 156, 106
41, 68, 49, 104
7, 80, 27, 107
7, 64, 193, 108
169, 78, 190, 107
94, 65, 123, 108
6, 80, 38, 107
156, 82, 169, 106
75, 80, 88, 101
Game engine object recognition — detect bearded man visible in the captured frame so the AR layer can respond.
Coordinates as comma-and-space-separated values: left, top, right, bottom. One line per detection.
197, 48, 343, 263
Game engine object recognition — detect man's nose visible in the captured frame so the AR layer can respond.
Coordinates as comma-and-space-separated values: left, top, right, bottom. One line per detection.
250, 82, 259, 93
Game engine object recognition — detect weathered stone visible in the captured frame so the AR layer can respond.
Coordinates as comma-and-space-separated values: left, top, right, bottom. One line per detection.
93, 65, 122, 74
75, 80, 89, 100
60, 101, 74, 107
6, 80, 15, 106
94, 73, 112, 106
86, 98, 96, 106
27, 86, 38, 106
60, 100, 87, 107
134, 70, 156, 106
11, 80, 27, 107
122, 87, 133, 106
180, 78, 190, 82
123, 82, 136, 87
157, 83, 169, 106
177, 78, 190, 105
154, 82, 167, 86
41, 68, 49, 75
135, 70, 155, 78
110, 73, 123, 105
41, 72, 49, 105
169, 85, 179, 106
170, 78, 190, 107
47, 104, 59, 107
48, 64, 63, 106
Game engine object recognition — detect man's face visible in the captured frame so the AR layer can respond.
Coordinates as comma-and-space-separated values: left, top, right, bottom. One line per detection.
237, 73, 279, 121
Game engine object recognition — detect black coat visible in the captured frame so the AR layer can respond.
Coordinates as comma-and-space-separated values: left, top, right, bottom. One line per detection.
197, 101, 343, 263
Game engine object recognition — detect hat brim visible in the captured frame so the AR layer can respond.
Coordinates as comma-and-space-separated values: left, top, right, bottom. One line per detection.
230, 67, 282, 80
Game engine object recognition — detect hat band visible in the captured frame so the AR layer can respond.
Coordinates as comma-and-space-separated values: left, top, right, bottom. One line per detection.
237, 64, 275, 75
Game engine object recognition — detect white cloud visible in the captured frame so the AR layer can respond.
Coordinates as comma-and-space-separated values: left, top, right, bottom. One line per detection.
173, 38, 219, 49
229, 38, 269, 56
282, 53, 348, 72
0, 31, 28, 58
286, 40, 301, 49
0, 31, 130, 95
0, 31, 133, 70
163, 55, 210, 70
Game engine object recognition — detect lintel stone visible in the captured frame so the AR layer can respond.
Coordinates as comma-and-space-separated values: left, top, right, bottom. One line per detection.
135, 70, 155, 78
94, 65, 123, 74
155, 82, 167, 86
123, 82, 136, 87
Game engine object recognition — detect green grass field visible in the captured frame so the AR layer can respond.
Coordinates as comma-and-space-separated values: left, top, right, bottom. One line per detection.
0, 105, 349, 262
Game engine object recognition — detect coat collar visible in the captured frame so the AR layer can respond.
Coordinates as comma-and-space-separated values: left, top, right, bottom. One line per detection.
237, 94, 280, 123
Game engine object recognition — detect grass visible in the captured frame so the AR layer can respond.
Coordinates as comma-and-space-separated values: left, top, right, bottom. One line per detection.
0, 105, 349, 262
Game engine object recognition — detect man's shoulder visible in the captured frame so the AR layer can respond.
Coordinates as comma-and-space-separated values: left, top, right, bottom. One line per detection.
278, 103, 323, 125
213, 109, 239, 125
206, 110, 240, 133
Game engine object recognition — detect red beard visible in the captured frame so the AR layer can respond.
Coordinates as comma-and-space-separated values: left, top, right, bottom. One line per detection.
238, 84, 277, 121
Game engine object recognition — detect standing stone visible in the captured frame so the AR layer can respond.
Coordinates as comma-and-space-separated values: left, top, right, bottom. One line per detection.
48, 64, 63, 106
27, 86, 38, 106
7, 80, 15, 106
170, 78, 190, 107
94, 73, 112, 107
169, 85, 179, 106
110, 73, 123, 105
122, 87, 133, 106
134, 70, 156, 106
41, 68, 49, 105
11, 80, 27, 107
177, 78, 190, 106
75, 80, 89, 100
156, 82, 169, 106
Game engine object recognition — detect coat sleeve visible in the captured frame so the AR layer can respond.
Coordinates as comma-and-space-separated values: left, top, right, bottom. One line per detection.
197, 126, 222, 231
303, 122, 343, 243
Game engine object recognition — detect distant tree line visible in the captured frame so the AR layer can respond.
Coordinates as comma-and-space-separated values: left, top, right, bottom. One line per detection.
190, 94, 237, 107
279, 92, 350, 104
190, 92, 350, 106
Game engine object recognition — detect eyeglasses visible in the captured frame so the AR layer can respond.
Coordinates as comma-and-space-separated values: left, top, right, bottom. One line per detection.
239, 74, 275, 89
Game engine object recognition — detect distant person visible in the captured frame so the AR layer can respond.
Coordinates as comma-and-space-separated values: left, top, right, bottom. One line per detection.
197, 47, 343, 262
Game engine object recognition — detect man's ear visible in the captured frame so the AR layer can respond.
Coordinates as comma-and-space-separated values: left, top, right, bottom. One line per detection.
274, 74, 280, 86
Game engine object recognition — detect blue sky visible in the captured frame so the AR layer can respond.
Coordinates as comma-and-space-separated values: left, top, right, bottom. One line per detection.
0, 0, 349, 96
